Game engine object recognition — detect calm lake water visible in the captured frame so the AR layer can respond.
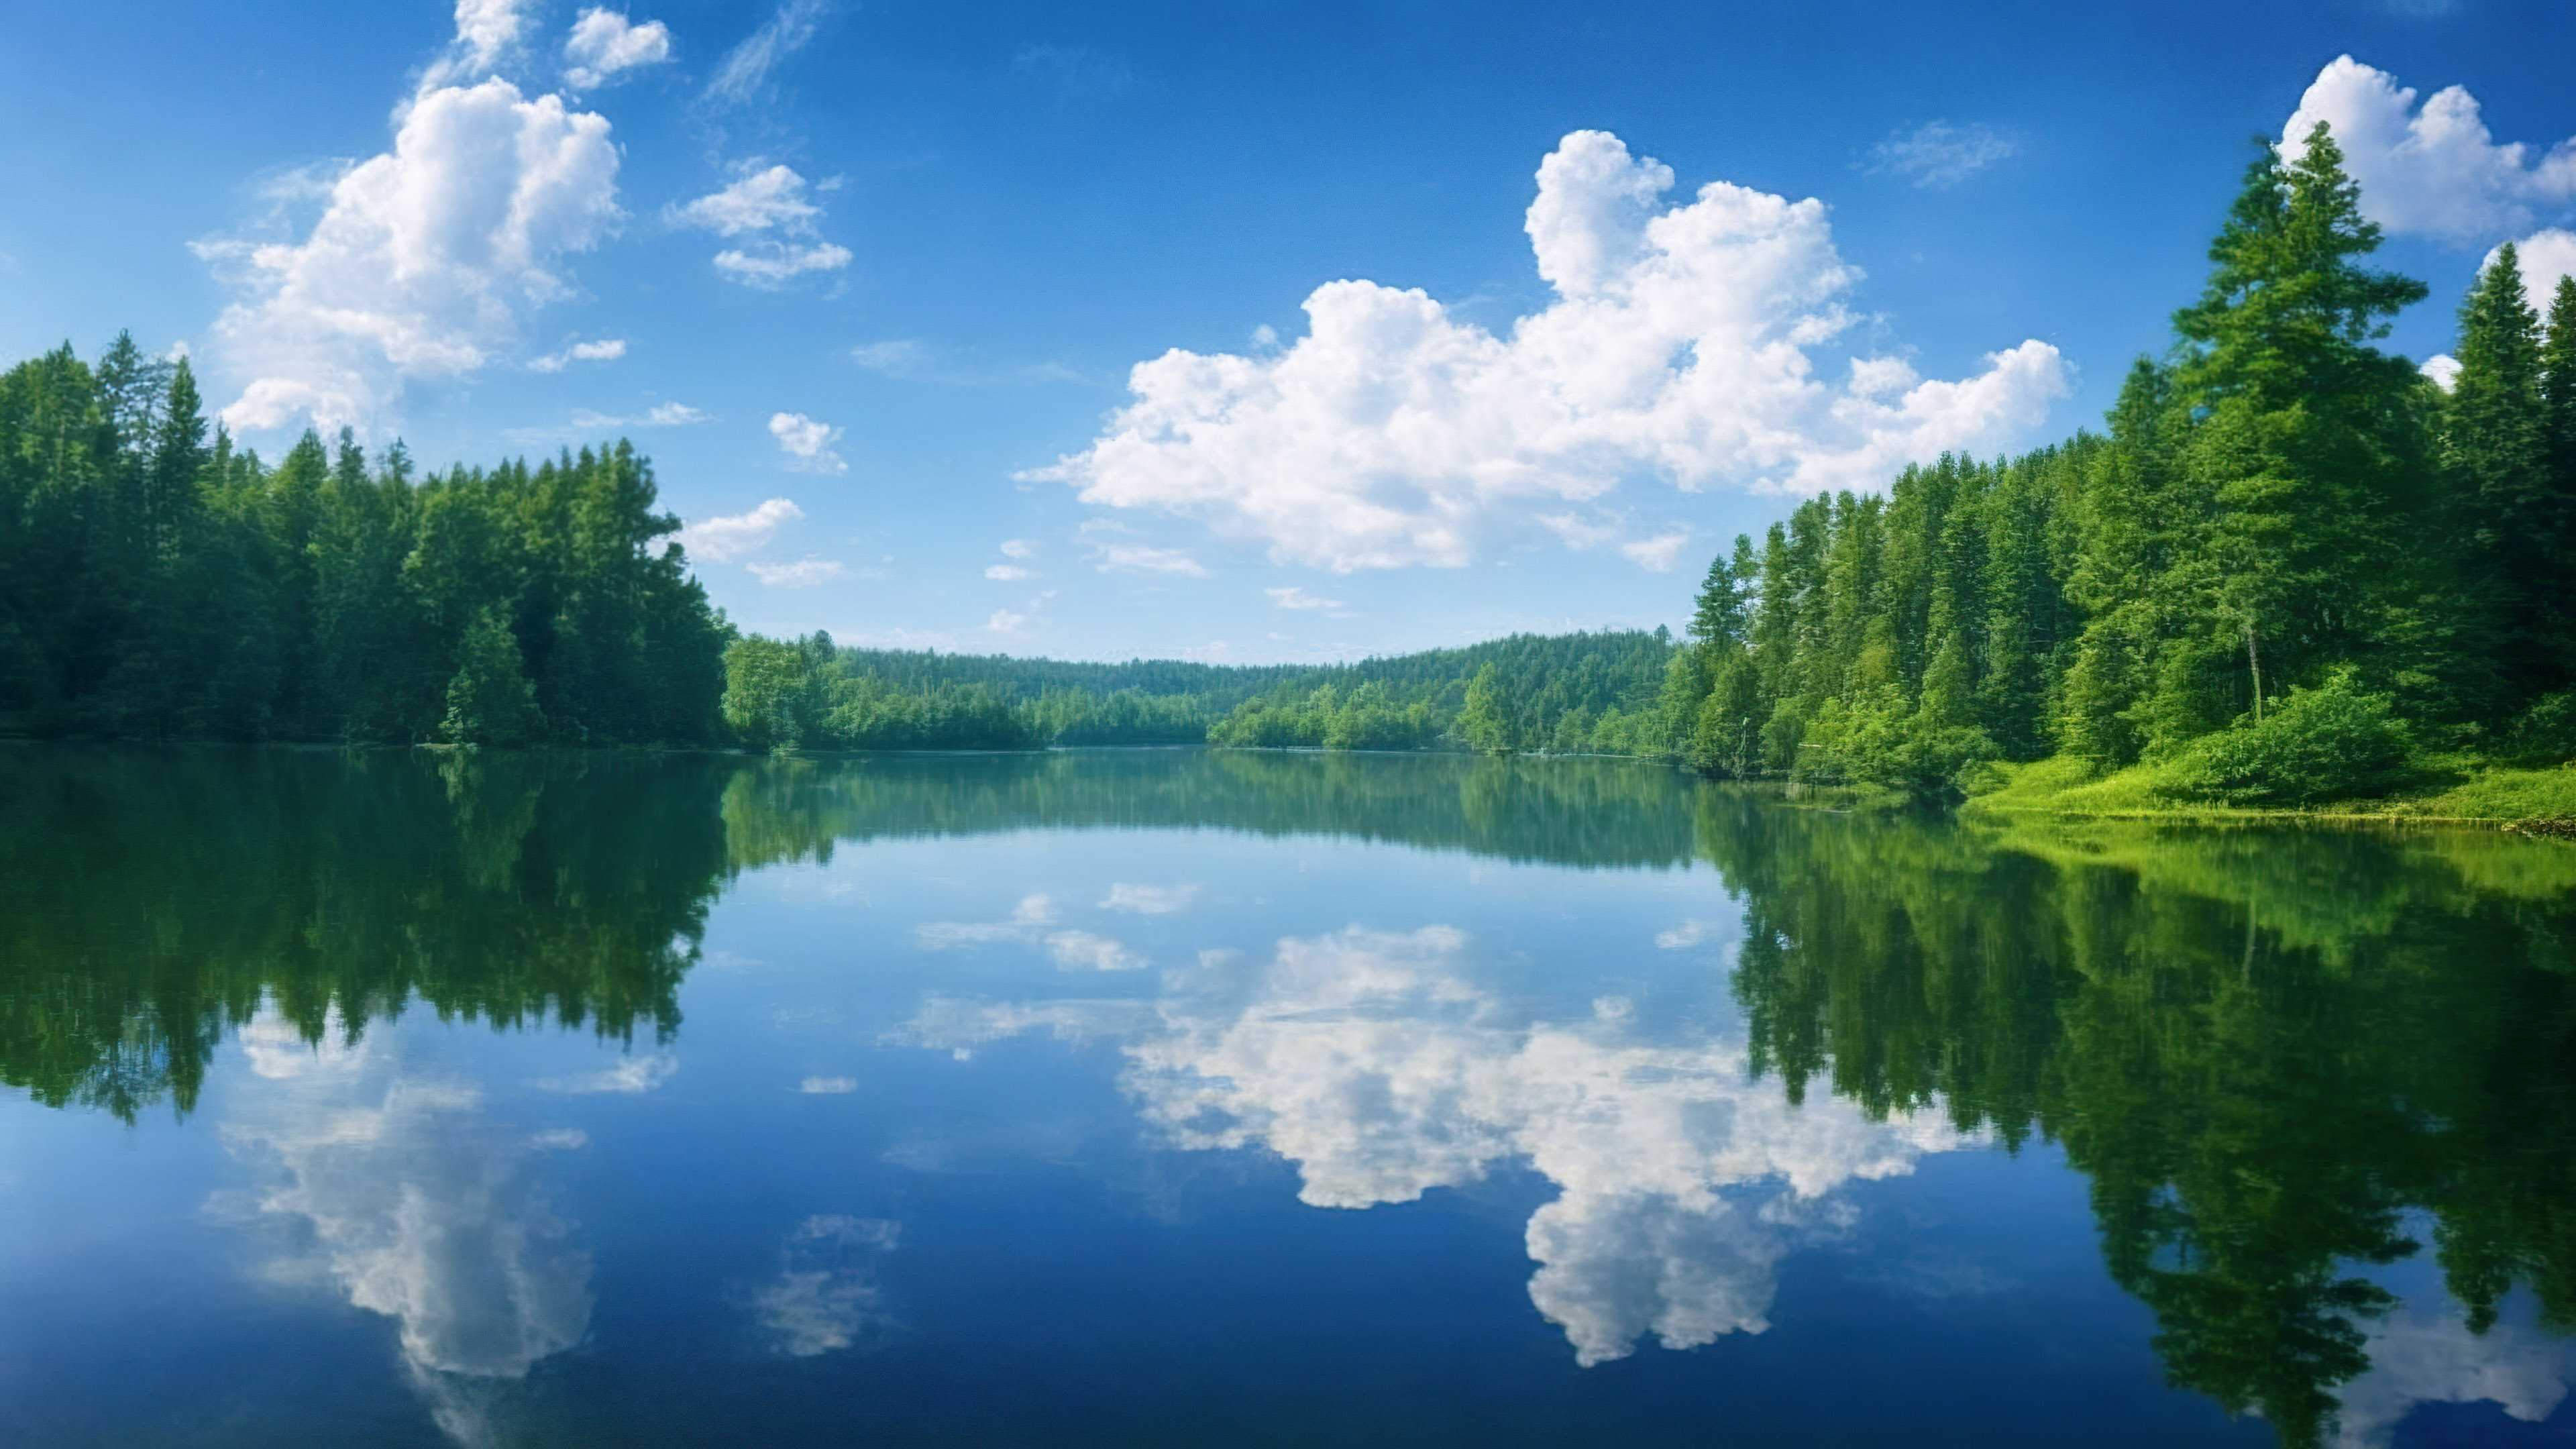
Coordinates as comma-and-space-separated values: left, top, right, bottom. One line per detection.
4, 745, 2575, 1448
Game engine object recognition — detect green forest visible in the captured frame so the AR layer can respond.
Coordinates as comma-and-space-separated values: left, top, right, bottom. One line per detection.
1658, 123, 2576, 809
8, 120, 2573, 810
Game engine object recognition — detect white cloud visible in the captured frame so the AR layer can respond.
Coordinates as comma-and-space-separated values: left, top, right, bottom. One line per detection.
1865, 121, 2020, 188
2283, 56, 2576, 246
797, 1076, 858, 1094
1654, 918, 1719, 949
768, 411, 847, 472
851, 340, 926, 375
1024, 131, 2068, 571
223, 1010, 590, 1445
985, 609, 1029, 633
562, 9, 673, 91
1621, 529, 1692, 572
201, 78, 622, 433
676, 164, 820, 235
752, 1215, 898, 1358
999, 538, 1036, 560
674, 164, 852, 288
985, 564, 1033, 580
1046, 930, 1147, 971
1095, 543, 1208, 576
1101, 883, 1199, 914
717, 241, 855, 284
707, 0, 829, 107
678, 497, 802, 561
2421, 354, 2461, 391
2332, 1305, 2573, 1449
1267, 586, 1343, 611
923, 923, 1969, 1367
749, 557, 848, 588
916, 894, 1059, 947
527, 336, 626, 372
421, 0, 533, 89
535, 1051, 676, 1093
645, 400, 708, 424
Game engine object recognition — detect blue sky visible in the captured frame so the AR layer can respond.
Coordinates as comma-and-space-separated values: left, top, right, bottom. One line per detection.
4, 0, 2574, 661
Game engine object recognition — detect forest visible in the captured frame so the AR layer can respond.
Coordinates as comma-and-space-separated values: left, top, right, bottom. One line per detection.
7, 121, 2571, 804
1657, 123, 2576, 806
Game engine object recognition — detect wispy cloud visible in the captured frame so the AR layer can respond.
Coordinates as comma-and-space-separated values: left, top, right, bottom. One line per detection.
1865, 121, 2020, 188
707, 0, 830, 107
1620, 529, 1692, 572
1012, 44, 1134, 102
527, 337, 626, 372
1266, 586, 1342, 612
749, 557, 847, 587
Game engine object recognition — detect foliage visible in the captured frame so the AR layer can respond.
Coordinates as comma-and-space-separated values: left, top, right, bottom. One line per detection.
2166, 669, 2418, 807
1659, 123, 2575, 805
0, 340, 729, 745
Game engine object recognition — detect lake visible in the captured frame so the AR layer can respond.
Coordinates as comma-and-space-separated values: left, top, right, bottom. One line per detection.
3, 744, 2573, 1448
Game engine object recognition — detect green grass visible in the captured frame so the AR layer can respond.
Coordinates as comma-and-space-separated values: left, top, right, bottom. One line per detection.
1960, 752, 2576, 827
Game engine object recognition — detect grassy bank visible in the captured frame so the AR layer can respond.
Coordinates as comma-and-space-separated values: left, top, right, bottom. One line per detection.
1960, 753, 2576, 829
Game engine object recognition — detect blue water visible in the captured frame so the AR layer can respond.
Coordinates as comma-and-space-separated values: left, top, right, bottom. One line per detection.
0, 747, 2569, 1447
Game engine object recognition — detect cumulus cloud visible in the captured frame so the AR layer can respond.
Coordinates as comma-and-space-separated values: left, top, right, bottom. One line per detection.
1024, 131, 2067, 571
923, 922, 1969, 1366
199, 78, 622, 433
223, 1010, 590, 1446
677, 497, 802, 561
2420, 355, 2461, 391
562, 9, 673, 91
1865, 121, 2021, 188
673, 164, 852, 287
1266, 586, 1342, 611
421, 0, 534, 90
986, 609, 1029, 633
707, 0, 830, 107
527, 336, 625, 372
749, 557, 848, 587
2332, 1305, 2574, 1449
767, 411, 847, 472
999, 539, 1036, 560
752, 1215, 898, 1357
985, 564, 1033, 580
2283, 57, 2576, 246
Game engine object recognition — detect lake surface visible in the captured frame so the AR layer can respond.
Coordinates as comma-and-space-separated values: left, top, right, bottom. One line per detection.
4, 745, 2575, 1448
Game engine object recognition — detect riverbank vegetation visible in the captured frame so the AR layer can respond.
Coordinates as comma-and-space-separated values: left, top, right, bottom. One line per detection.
1657, 123, 2576, 814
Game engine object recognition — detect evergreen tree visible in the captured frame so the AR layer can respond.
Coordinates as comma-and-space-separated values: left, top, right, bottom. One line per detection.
1458, 663, 1511, 754
441, 606, 545, 746
2445, 244, 2557, 702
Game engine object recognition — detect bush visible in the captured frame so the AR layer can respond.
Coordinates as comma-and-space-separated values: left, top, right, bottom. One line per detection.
2505, 691, 2576, 766
2167, 669, 2417, 807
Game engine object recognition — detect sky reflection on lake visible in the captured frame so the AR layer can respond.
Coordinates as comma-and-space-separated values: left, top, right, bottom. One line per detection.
3, 747, 2573, 1447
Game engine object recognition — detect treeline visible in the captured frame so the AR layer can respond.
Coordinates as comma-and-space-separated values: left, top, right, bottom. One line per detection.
719, 627, 1679, 754
1660, 123, 2576, 802
0, 336, 730, 745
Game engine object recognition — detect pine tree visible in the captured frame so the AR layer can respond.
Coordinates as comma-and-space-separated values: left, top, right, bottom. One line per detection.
442, 606, 545, 747
2445, 244, 2555, 702
1458, 663, 1511, 754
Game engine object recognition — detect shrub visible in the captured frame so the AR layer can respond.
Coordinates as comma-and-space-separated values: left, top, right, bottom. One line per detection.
2505, 691, 2576, 766
2167, 668, 2417, 807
